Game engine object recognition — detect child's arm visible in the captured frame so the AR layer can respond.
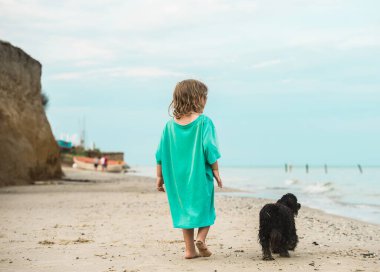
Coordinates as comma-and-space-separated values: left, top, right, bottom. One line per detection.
156, 164, 165, 192
211, 161, 223, 188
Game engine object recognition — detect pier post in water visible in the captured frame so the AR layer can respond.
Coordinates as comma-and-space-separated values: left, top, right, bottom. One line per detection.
285, 163, 288, 172
306, 164, 309, 173
324, 164, 328, 174
357, 164, 363, 174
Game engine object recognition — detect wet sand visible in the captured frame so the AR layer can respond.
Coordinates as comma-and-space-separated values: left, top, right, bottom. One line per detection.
0, 167, 379, 271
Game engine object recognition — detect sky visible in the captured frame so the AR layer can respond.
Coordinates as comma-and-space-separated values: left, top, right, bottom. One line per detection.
1, 0, 379, 166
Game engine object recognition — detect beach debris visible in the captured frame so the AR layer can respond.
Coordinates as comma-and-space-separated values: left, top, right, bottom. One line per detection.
95, 253, 109, 260
68, 237, 92, 244
309, 261, 315, 266
159, 239, 183, 244
361, 252, 376, 258
234, 249, 244, 252
312, 241, 319, 246
39, 238, 94, 245
57, 238, 93, 245
38, 240, 55, 245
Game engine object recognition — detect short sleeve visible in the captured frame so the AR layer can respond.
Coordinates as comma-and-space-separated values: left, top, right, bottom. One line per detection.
203, 118, 221, 165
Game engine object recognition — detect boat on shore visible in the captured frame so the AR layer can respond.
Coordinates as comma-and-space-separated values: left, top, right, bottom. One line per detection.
73, 156, 125, 173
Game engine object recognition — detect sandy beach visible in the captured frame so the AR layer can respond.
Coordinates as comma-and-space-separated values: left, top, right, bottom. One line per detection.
0, 167, 379, 272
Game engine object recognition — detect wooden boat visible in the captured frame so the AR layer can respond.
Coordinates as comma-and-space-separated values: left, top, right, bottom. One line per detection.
73, 156, 125, 173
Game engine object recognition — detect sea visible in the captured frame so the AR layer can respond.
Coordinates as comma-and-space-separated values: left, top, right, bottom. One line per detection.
129, 165, 380, 225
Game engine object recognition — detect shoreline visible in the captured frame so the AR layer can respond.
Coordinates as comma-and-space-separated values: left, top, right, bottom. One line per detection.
86, 166, 380, 231
8, 165, 378, 227
1, 167, 379, 271
216, 191, 380, 228
67, 166, 380, 227
129, 165, 380, 226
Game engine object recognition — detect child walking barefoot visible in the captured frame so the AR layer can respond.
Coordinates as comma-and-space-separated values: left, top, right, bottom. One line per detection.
156, 79, 223, 259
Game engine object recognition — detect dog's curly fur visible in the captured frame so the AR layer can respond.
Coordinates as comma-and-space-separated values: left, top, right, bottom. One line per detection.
258, 193, 301, 260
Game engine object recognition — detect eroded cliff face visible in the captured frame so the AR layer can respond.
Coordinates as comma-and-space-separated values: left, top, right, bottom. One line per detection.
0, 41, 62, 186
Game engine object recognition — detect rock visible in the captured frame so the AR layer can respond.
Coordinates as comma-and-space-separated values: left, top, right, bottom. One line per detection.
0, 40, 62, 186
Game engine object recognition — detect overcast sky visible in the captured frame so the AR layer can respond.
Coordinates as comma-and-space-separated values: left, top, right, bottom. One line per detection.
1, 0, 379, 166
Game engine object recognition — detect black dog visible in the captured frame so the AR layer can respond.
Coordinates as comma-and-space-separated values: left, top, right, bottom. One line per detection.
258, 193, 301, 260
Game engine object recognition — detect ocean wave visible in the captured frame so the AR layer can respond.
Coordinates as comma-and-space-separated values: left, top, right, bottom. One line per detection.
335, 201, 380, 209
266, 186, 288, 190
284, 179, 299, 186
303, 182, 334, 194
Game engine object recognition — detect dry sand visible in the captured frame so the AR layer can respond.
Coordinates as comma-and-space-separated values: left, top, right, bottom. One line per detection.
0, 167, 379, 272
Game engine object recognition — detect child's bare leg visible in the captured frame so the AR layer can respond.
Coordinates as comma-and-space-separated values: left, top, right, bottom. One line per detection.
182, 229, 198, 259
196, 226, 210, 242
196, 226, 212, 257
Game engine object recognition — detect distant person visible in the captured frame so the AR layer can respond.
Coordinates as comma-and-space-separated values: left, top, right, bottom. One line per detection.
93, 157, 99, 171
156, 79, 222, 259
103, 156, 108, 171
100, 156, 105, 172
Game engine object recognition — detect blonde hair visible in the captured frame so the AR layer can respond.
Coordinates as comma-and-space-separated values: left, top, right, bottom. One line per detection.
169, 79, 208, 119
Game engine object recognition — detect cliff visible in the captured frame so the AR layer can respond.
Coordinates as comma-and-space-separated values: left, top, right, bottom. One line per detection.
0, 40, 62, 186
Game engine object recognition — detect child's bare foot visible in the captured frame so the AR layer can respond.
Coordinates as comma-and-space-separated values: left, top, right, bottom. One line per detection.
195, 240, 212, 257
184, 251, 200, 259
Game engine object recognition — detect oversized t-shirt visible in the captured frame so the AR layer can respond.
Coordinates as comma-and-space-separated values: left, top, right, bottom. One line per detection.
156, 114, 221, 228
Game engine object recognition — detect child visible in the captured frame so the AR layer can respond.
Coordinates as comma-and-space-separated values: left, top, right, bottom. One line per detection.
155, 79, 223, 259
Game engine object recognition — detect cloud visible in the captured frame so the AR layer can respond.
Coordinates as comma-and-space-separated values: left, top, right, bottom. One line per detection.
251, 59, 283, 69
41, 36, 115, 63
287, 27, 380, 50
281, 79, 294, 84
2, 0, 379, 71
50, 67, 186, 80
337, 34, 380, 49
73, 60, 100, 67
0, 0, 257, 32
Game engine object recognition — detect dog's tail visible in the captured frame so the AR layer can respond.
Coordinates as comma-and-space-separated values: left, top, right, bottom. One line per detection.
270, 229, 282, 250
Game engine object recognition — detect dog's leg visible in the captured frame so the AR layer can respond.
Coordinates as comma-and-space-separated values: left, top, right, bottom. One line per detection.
280, 234, 290, 257
279, 248, 290, 258
259, 229, 274, 260
259, 205, 277, 261
288, 234, 298, 251
270, 229, 282, 254
278, 229, 291, 258
262, 241, 274, 261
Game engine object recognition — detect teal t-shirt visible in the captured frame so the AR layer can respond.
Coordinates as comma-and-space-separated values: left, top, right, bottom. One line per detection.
156, 114, 221, 229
